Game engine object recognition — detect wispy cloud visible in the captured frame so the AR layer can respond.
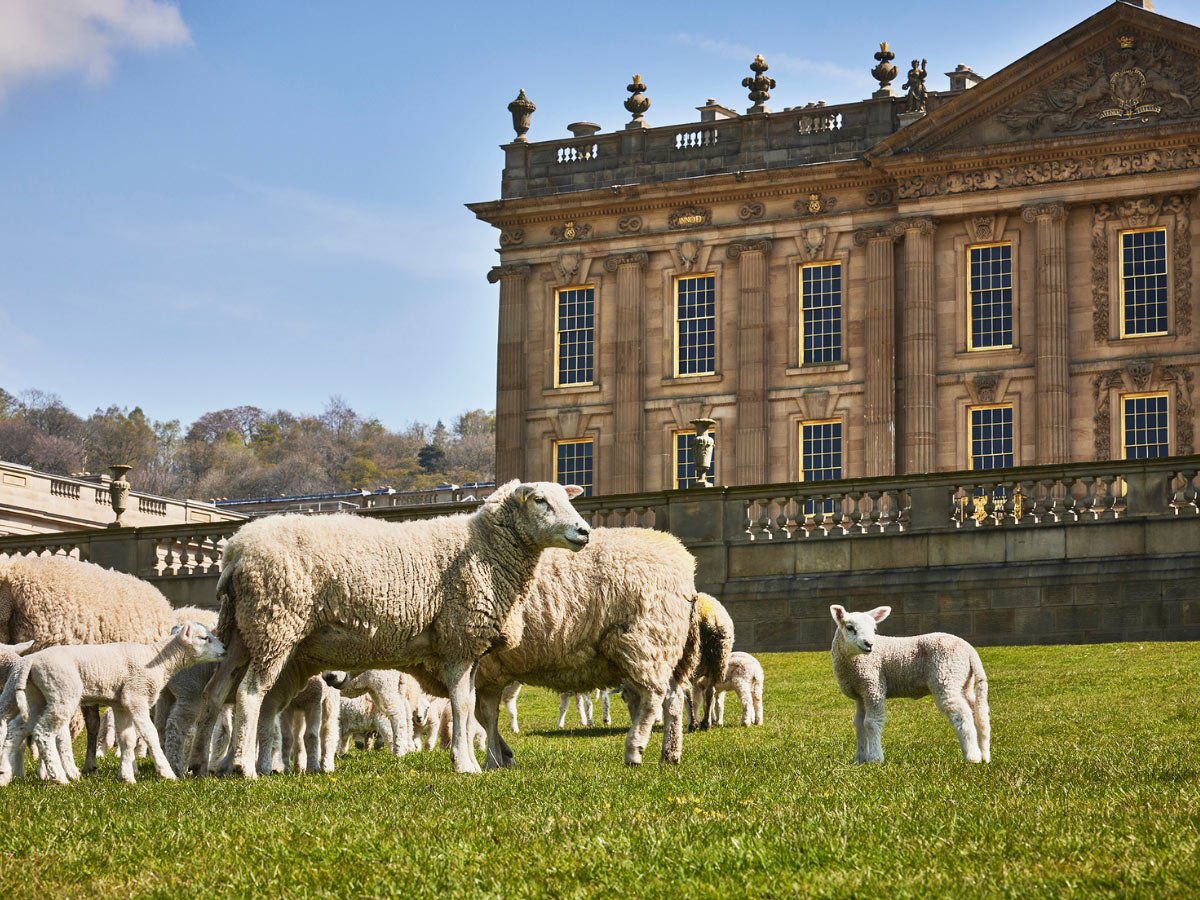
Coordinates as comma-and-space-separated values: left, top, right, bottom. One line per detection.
671, 33, 865, 100
0, 0, 190, 101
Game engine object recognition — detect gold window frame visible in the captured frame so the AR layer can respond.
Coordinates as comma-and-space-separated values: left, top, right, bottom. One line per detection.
553, 285, 596, 389
1119, 391, 1171, 459
966, 241, 1014, 352
798, 261, 843, 366
1117, 227, 1170, 340
966, 403, 1015, 471
673, 273, 717, 378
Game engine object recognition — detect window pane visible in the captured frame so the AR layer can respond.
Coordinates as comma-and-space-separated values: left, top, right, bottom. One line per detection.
556, 287, 595, 386
800, 421, 842, 515
1121, 229, 1169, 336
969, 244, 1013, 350
801, 262, 842, 364
1123, 394, 1169, 459
970, 406, 1014, 470
675, 430, 717, 489
676, 275, 716, 376
554, 440, 593, 497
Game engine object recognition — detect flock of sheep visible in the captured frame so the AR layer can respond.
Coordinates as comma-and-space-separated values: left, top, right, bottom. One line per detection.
0, 477, 990, 785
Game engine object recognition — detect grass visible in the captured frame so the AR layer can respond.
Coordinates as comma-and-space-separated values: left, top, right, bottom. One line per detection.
0, 642, 1198, 898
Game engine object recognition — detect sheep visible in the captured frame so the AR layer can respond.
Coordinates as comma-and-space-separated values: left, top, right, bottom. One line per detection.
829, 605, 991, 764
157, 606, 222, 776
461, 527, 700, 770
325, 669, 418, 761
188, 480, 591, 778
279, 675, 338, 773
0, 623, 225, 784
0, 641, 33, 756
336, 694, 393, 754
0, 556, 176, 774
686, 593, 735, 731
416, 697, 487, 753
710, 651, 764, 727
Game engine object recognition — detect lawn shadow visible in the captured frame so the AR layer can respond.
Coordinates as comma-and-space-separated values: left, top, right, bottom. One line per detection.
528, 727, 628, 739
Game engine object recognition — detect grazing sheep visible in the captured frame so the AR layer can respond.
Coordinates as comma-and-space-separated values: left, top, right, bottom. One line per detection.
0, 556, 176, 774
830, 605, 991, 764
464, 527, 700, 770
0, 623, 225, 784
686, 594, 735, 731
189, 480, 590, 778
710, 651, 764, 727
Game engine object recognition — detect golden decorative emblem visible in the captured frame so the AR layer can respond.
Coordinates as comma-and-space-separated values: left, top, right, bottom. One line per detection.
808, 193, 823, 213
1012, 486, 1025, 521
563, 222, 577, 240
972, 495, 989, 523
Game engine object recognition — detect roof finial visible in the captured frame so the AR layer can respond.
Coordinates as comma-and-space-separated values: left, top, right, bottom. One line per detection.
624, 74, 651, 129
507, 89, 536, 143
871, 42, 898, 98
742, 55, 776, 115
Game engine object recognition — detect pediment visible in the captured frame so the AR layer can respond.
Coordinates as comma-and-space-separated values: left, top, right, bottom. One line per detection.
872, 3, 1200, 158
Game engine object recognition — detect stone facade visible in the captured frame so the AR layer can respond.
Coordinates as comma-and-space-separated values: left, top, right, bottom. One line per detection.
470, 2, 1200, 494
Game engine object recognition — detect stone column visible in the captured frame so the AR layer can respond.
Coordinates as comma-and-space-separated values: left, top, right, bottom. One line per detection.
1022, 202, 1070, 464
488, 264, 532, 483
896, 217, 937, 474
603, 251, 649, 494
728, 239, 773, 486
854, 225, 898, 476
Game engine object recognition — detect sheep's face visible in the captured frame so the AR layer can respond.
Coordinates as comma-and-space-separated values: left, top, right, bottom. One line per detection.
508, 481, 592, 552
322, 671, 349, 689
830, 605, 891, 655
412, 693, 431, 727
172, 622, 226, 664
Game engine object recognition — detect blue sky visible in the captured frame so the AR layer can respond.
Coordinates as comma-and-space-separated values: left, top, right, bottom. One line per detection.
0, 0, 1176, 431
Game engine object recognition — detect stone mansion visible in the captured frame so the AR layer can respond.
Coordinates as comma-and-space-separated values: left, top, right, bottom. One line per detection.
469, 0, 1199, 498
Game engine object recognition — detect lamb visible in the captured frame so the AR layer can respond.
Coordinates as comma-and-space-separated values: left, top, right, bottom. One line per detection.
461, 527, 700, 770
709, 651, 764, 727
0, 623, 225, 784
188, 480, 590, 777
416, 697, 487, 753
336, 694, 393, 754
0, 641, 33, 754
280, 675, 338, 773
157, 606, 222, 775
0, 556, 176, 773
326, 669, 419, 760
556, 689, 614, 728
686, 593, 735, 731
829, 605, 990, 764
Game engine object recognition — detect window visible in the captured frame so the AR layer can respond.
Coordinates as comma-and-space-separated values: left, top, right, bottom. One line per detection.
800, 420, 842, 515
553, 439, 593, 497
800, 261, 842, 364
969, 405, 1014, 470
968, 243, 1013, 350
1122, 393, 1169, 460
675, 274, 716, 376
674, 429, 717, 489
1120, 228, 1168, 337
555, 286, 595, 386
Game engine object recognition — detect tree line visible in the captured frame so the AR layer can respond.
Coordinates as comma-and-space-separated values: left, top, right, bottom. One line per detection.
0, 388, 494, 501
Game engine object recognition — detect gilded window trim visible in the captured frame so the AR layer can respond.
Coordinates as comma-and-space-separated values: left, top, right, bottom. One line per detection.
966, 402, 1015, 471
1118, 390, 1171, 459
1117, 227, 1170, 340
673, 273, 717, 378
965, 241, 1015, 353
551, 437, 595, 492
797, 417, 844, 483
798, 260, 844, 366
552, 284, 597, 389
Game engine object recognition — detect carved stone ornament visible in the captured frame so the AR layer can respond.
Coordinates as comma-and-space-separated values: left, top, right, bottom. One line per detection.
555, 252, 581, 282
972, 215, 995, 241
1092, 363, 1196, 458
487, 263, 531, 284
901, 58, 929, 114
726, 239, 773, 260
551, 221, 592, 242
507, 89, 536, 143
996, 35, 1200, 136
603, 251, 648, 273
616, 216, 642, 234
801, 227, 827, 259
624, 74, 651, 126
795, 193, 837, 216
893, 216, 936, 238
499, 229, 525, 247
739, 202, 765, 221
853, 224, 897, 246
1091, 369, 1125, 459
742, 54, 776, 114
1020, 204, 1066, 224
668, 206, 712, 230
897, 147, 1200, 200
871, 42, 898, 96
973, 374, 999, 404
865, 188, 894, 207
677, 240, 702, 273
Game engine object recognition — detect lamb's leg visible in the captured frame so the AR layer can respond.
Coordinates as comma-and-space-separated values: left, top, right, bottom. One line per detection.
444, 659, 482, 775
600, 689, 611, 726
736, 682, 755, 727
319, 691, 338, 772
128, 703, 177, 780
936, 691, 982, 764
33, 709, 70, 785
715, 690, 726, 727
579, 693, 593, 727
475, 685, 514, 770
164, 698, 201, 777
973, 681, 991, 764
55, 724, 80, 782
701, 685, 717, 730
504, 685, 520, 733
80, 704, 101, 775
0, 709, 35, 785
852, 699, 867, 763
189, 633, 250, 776
660, 682, 685, 765
752, 680, 764, 725
113, 707, 139, 784
373, 687, 411, 758
860, 699, 886, 764
557, 693, 570, 728
253, 657, 316, 776
685, 686, 698, 733
623, 685, 663, 766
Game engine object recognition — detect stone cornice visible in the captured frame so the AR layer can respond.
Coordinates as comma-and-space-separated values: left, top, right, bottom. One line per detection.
893, 216, 936, 236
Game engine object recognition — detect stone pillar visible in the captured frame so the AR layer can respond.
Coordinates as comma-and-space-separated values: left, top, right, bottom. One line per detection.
854, 225, 898, 476
603, 251, 649, 494
1022, 202, 1070, 464
488, 264, 532, 483
728, 239, 773, 486
896, 217, 937, 474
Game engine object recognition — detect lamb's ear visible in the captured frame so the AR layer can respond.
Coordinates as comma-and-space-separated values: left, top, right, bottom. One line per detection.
562, 484, 584, 500
830, 605, 847, 624
868, 606, 892, 623
179, 623, 194, 639
13, 640, 34, 656
169, 624, 183, 636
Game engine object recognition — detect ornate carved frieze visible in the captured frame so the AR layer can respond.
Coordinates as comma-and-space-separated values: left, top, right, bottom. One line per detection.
603, 251, 649, 272
499, 229, 525, 247
726, 239, 773, 260
739, 202, 765, 221
616, 216, 643, 234
853, 224, 897, 246
1162, 366, 1196, 455
1091, 369, 1125, 460
897, 146, 1200, 200
893, 216, 935, 237
865, 188, 894, 207
487, 263, 531, 284
676, 240, 702, 273
794, 193, 837, 215
1091, 362, 1196, 458
996, 34, 1200, 137
550, 221, 592, 242
668, 206, 712, 230
1020, 203, 1066, 224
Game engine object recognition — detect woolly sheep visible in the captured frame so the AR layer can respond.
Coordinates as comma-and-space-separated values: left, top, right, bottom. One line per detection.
463, 527, 700, 770
189, 480, 590, 777
710, 651, 764, 727
157, 606, 221, 775
0, 623, 225, 784
279, 675, 339, 773
0, 556, 176, 773
336, 694, 393, 754
326, 669, 419, 759
686, 594, 735, 731
830, 605, 991, 764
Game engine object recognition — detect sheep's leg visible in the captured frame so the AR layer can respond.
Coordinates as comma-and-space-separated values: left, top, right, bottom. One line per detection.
55, 725, 80, 782
80, 704, 101, 775
852, 699, 867, 762
556, 694, 570, 728
973, 687, 991, 764
735, 682, 755, 727
189, 633, 250, 776
715, 690, 726, 727
701, 685, 717, 730
376, 691, 411, 758
319, 692, 339, 772
154, 695, 173, 745
444, 659, 482, 775
859, 699, 886, 764
113, 707, 139, 784
623, 685, 664, 766
661, 683, 685, 765
164, 699, 201, 777
936, 691, 982, 764
0, 711, 34, 785
621, 685, 640, 724
129, 703, 177, 780
752, 681, 764, 725
475, 686, 514, 770
253, 657, 315, 776
685, 686, 698, 733
600, 689, 611, 726
504, 687, 520, 733
231, 655, 289, 780
582, 693, 594, 727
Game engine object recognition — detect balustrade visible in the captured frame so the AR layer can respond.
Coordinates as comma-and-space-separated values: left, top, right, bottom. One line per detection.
556, 143, 600, 164
675, 128, 719, 150
50, 480, 80, 500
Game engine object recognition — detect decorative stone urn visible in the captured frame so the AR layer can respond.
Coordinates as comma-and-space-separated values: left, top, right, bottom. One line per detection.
507, 89, 536, 142
108, 464, 132, 528
689, 418, 717, 488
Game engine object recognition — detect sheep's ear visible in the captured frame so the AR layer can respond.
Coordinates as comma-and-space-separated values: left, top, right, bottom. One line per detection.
830, 605, 847, 624
179, 623, 194, 639
169, 624, 183, 636
562, 484, 584, 500
868, 606, 892, 623
513, 484, 538, 504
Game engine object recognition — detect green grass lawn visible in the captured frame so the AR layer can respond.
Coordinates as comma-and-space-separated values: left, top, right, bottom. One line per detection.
0, 643, 1197, 898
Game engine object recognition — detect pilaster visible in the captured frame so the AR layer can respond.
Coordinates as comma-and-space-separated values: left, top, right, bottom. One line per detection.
603, 251, 649, 493
854, 225, 898, 476
1022, 202, 1070, 464
728, 239, 773, 486
488, 264, 532, 483
895, 217, 937, 474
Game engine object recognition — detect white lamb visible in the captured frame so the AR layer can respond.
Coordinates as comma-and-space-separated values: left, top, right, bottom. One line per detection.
710, 651, 764, 727
337, 694, 393, 754
417, 697, 487, 753
279, 675, 339, 773
0, 623, 225, 784
325, 669, 418, 761
556, 689, 613, 728
830, 605, 990, 764
188, 480, 590, 777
